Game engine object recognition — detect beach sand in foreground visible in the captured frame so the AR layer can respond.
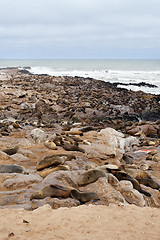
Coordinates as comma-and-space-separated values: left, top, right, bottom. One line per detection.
0, 204, 160, 240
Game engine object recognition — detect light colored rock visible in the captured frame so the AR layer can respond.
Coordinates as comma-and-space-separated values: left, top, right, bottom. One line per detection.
11, 153, 30, 162
30, 128, 47, 143
120, 181, 145, 207
125, 136, 139, 150
152, 151, 160, 162
18, 148, 36, 159
3, 173, 42, 189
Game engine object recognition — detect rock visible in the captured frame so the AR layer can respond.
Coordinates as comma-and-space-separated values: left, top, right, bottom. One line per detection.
11, 153, 30, 162
119, 180, 145, 207
30, 128, 47, 143
0, 151, 11, 160
3, 174, 42, 189
124, 136, 139, 150
31, 197, 80, 210
18, 148, 36, 159
33, 170, 83, 190
152, 151, 160, 162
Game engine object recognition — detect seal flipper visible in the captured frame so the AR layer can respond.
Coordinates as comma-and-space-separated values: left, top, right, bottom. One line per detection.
50, 184, 68, 191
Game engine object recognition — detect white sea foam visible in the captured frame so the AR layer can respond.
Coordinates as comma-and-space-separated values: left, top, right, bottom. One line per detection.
0, 59, 160, 95
30, 67, 160, 95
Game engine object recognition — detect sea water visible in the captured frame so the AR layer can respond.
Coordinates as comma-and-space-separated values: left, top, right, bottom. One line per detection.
0, 59, 160, 95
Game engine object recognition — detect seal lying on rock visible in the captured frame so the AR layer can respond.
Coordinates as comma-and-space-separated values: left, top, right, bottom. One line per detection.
39, 165, 70, 178
70, 189, 99, 203
62, 143, 85, 153
136, 177, 160, 190
2, 146, 19, 155
37, 154, 75, 170
30, 184, 72, 200
78, 169, 108, 186
107, 169, 151, 197
0, 164, 27, 174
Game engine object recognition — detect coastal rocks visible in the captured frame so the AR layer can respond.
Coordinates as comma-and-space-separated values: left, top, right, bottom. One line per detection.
30, 128, 47, 143
128, 124, 160, 138
2, 173, 42, 189
119, 180, 145, 207
82, 128, 125, 161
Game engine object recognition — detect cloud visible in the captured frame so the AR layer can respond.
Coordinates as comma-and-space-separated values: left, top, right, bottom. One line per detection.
0, 0, 160, 58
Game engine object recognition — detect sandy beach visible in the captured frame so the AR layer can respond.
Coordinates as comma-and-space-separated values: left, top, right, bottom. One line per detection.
0, 204, 160, 240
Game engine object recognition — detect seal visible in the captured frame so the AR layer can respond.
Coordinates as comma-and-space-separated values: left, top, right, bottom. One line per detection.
70, 189, 99, 203
30, 184, 72, 200
78, 169, 108, 186
39, 165, 70, 178
44, 140, 58, 150
62, 143, 85, 153
136, 177, 160, 190
2, 146, 19, 155
108, 169, 151, 197
37, 154, 75, 170
0, 164, 27, 174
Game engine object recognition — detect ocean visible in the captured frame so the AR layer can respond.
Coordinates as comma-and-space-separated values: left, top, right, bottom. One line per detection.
0, 59, 160, 95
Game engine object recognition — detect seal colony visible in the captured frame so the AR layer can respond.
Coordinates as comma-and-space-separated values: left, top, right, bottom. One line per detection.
0, 67, 160, 210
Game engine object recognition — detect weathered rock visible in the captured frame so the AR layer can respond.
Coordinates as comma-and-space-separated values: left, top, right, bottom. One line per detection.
10, 153, 30, 162
119, 180, 145, 207
3, 173, 42, 189
30, 128, 47, 143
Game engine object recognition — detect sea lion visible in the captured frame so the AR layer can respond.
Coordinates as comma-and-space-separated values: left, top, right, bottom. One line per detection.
78, 126, 94, 132
37, 154, 75, 170
44, 140, 58, 150
78, 169, 108, 186
0, 164, 27, 174
62, 143, 85, 153
70, 189, 99, 203
108, 169, 151, 197
30, 184, 72, 200
136, 177, 160, 190
119, 165, 151, 179
39, 165, 70, 178
2, 146, 19, 155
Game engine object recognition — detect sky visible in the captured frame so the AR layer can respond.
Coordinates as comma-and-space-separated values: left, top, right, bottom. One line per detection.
0, 0, 160, 59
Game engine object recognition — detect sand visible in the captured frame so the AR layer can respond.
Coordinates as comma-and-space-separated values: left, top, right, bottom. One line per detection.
0, 204, 160, 240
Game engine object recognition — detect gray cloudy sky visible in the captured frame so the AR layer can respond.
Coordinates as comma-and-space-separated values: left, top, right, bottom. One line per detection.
0, 0, 160, 59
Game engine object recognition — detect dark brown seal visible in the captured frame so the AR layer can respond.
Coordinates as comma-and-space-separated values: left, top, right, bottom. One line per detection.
78, 169, 108, 186
30, 184, 72, 200
109, 169, 151, 197
2, 146, 19, 155
70, 189, 99, 203
37, 154, 75, 170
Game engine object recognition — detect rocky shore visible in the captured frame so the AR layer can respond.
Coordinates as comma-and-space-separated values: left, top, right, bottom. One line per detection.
0, 67, 160, 210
